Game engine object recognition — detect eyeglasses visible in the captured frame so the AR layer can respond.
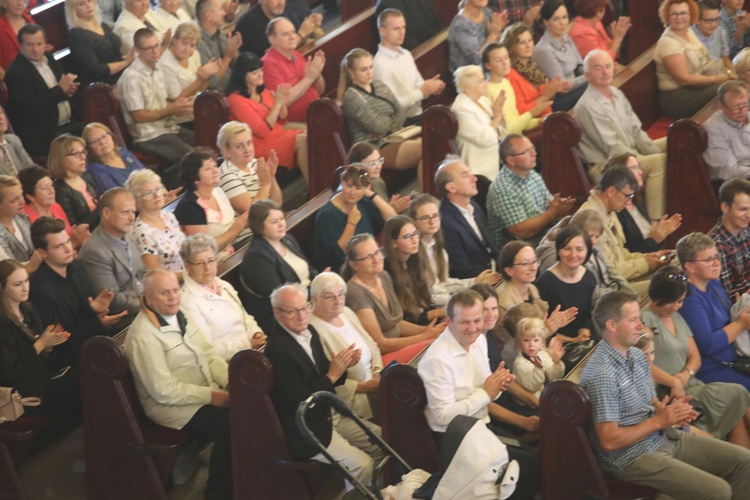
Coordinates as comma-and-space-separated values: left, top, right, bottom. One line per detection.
399, 229, 421, 241
509, 147, 536, 157
137, 185, 166, 200
700, 17, 721, 23
689, 254, 721, 265
276, 302, 312, 317
666, 272, 686, 282
512, 259, 539, 267
87, 133, 110, 147
352, 248, 384, 262
352, 158, 385, 169
415, 213, 441, 222
137, 43, 160, 52
188, 257, 217, 267
724, 101, 750, 112
65, 149, 88, 158
321, 291, 346, 301
617, 188, 635, 200
668, 11, 690, 18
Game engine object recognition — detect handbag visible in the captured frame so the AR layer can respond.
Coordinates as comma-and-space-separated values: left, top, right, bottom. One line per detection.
710, 355, 750, 377
0, 387, 41, 422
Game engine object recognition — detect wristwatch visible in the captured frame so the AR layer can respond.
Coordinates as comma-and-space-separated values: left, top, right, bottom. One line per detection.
687, 368, 695, 377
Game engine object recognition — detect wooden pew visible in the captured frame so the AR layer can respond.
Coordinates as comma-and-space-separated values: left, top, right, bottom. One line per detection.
624, 0, 664, 64
341, 0, 375, 21
0, 425, 36, 500
540, 380, 657, 500
80, 336, 194, 500
540, 112, 592, 211
31, 0, 67, 52
306, 98, 349, 197
193, 90, 229, 154
421, 104, 458, 197
228, 349, 329, 499
413, 29, 455, 108
612, 46, 661, 132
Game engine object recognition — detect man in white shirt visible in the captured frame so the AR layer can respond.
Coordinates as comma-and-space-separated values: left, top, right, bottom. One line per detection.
704, 80, 750, 181
372, 8, 444, 122
417, 288, 539, 500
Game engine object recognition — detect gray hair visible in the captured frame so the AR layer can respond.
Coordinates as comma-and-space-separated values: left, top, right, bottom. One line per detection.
569, 209, 605, 235
733, 48, 750, 77
676, 232, 716, 270
434, 154, 464, 197
143, 269, 178, 294
270, 283, 307, 308
453, 65, 484, 94
583, 49, 611, 73
124, 169, 162, 200
179, 233, 219, 264
310, 272, 347, 302
499, 134, 525, 163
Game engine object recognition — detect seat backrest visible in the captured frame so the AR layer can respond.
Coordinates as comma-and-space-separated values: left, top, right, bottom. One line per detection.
228, 349, 313, 499
82, 84, 130, 150
380, 364, 440, 478
194, 91, 230, 153
80, 336, 168, 500
421, 105, 458, 197
31, 0, 68, 51
624, 0, 664, 64
539, 380, 608, 500
0, 80, 8, 109
541, 112, 592, 210
613, 46, 660, 131
413, 30, 456, 108
306, 98, 348, 197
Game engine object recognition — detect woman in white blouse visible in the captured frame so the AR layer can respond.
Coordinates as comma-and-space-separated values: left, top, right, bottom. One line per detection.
309, 272, 383, 420
153, 0, 190, 32
450, 64, 507, 179
179, 233, 267, 361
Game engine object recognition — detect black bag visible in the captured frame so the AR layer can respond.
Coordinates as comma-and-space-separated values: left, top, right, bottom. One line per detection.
711, 355, 750, 377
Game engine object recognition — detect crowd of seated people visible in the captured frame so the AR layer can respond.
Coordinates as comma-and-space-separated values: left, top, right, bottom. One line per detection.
7, 0, 750, 498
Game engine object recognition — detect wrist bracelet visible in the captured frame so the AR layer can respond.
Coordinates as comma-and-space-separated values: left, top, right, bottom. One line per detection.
368, 192, 377, 201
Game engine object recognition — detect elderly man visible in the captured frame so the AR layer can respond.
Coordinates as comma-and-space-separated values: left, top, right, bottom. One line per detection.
573, 49, 666, 220
113, 0, 168, 54
196, 0, 242, 93
235, 0, 323, 57
436, 155, 499, 279
577, 165, 671, 296
261, 17, 325, 123
704, 81, 750, 181
4, 25, 82, 157
265, 284, 381, 490
78, 188, 145, 321
487, 134, 574, 248
418, 289, 539, 500
117, 28, 195, 166
124, 269, 231, 500
708, 178, 750, 300
373, 8, 444, 122
581, 291, 750, 498
0, 105, 33, 176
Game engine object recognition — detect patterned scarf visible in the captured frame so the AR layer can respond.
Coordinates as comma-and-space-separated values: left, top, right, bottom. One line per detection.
512, 56, 548, 89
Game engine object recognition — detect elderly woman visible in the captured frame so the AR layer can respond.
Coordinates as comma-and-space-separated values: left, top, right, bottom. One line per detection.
308, 272, 383, 420
19, 166, 90, 248
239, 199, 315, 332
67, 0, 133, 90
733, 48, 750, 86
343, 233, 444, 365
447, 0, 508, 72
216, 121, 282, 215
157, 21, 219, 125
568, 0, 631, 61
339, 48, 423, 176
226, 53, 308, 180
533, 1, 588, 111
655, 0, 733, 118
124, 169, 185, 272
451, 65, 507, 179
82, 122, 146, 193
48, 135, 99, 228
0, 0, 35, 78
313, 165, 396, 272
502, 23, 561, 117
179, 233, 267, 361
153, 0, 190, 32
174, 147, 251, 251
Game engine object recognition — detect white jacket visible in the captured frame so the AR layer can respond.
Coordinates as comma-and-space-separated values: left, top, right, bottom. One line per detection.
451, 92, 506, 179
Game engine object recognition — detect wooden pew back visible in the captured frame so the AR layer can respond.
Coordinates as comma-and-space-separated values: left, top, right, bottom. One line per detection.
306, 98, 349, 197
31, 0, 67, 51
541, 112, 591, 210
194, 91, 229, 154
421, 104, 458, 197
612, 46, 660, 131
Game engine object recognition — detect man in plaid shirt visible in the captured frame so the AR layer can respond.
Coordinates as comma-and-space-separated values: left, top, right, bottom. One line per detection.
708, 178, 750, 302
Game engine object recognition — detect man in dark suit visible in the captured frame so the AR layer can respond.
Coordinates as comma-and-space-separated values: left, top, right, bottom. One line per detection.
264, 284, 377, 490
29, 217, 128, 366
4, 24, 83, 157
436, 155, 500, 279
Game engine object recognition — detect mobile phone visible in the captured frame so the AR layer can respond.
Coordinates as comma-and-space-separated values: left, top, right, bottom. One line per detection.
51, 366, 70, 379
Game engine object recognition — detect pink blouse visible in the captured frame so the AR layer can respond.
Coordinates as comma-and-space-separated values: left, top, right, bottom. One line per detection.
569, 16, 617, 61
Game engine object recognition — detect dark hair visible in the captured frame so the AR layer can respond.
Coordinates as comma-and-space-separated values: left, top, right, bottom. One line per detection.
179, 147, 218, 192
481, 42, 505, 67
30, 216, 66, 250
597, 164, 637, 192
248, 199, 283, 237
470, 282, 499, 302
225, 52, 264, 98
339, 165, 371, 189
17, 24, 44, 45
697, 0, 721, 11
648, 265, 690, 306
555, 225, 592, 265
382, 215, 432, 317
718, 178, 750, 207
593, 290, 639, 332
0, 259, 32, 330
499, 133, 525, 163
347, 141, 377, 164
408, 193, 447, 283
17, 165, 51, 203
133, 28, 156, 49
540, 0, 566, 21
500, 240, 534, 280
446, 289, 483, 320
575, 0, 608, 18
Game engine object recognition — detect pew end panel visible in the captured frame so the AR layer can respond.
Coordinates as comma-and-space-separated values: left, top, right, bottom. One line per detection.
306, 98, 348, 197
421, 104, 458, 197
228, 349, 328, 500
31, 0, 67, 52
80, 336, 193, 500
194, 91, 229, 153
541, 112, 591, 210
665, 119, 719, 248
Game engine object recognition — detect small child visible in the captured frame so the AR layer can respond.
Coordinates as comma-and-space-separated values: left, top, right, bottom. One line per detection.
501, 302, 544, 368
513, 317, 565, 403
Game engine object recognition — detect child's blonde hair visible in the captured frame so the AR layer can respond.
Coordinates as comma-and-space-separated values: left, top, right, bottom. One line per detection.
515, 317, 549, 345
635, 332, 654, 351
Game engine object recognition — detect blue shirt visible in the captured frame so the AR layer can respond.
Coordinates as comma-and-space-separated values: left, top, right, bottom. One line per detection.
692, 24, 729, 60
86, 147, 145, 193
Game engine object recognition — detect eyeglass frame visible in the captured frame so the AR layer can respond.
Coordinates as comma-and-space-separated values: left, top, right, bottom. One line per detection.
275, 302, 313, 317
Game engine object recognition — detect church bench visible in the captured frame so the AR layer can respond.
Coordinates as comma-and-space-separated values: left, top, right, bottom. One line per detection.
622, 0, 664, 64
412, 29, 455, 108
31, 0, 67, 52
193, 90, 229, 154
80, 336, 194, 500
0, 414, 56, 500
612, 46, 661, 134
421, 104, 458, 197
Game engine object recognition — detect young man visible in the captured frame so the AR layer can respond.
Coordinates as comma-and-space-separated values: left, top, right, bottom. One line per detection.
694, 0, 733, 71
708, 178, 750, 300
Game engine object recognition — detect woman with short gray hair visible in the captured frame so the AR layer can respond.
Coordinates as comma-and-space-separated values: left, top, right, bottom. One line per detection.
309, 272, 383, 420
125, 169, 186, 272
180, 234, 267, 361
